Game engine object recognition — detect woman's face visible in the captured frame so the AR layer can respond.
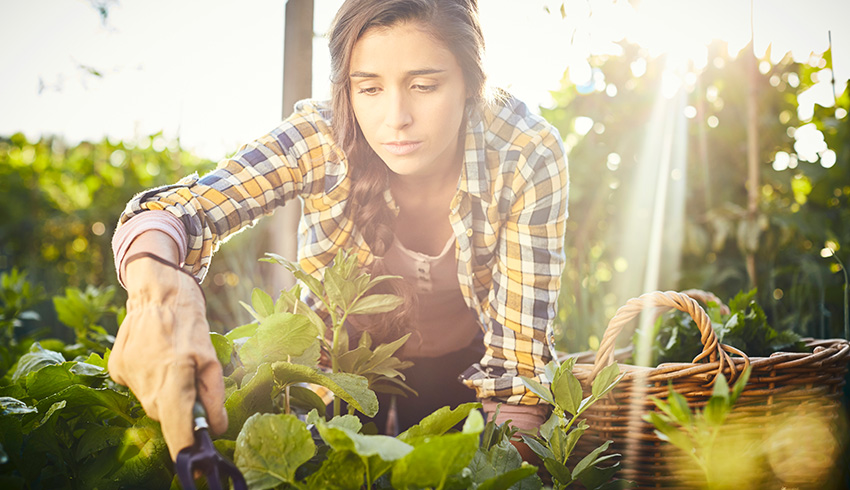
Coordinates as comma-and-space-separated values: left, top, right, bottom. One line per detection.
349, 22, 468, 180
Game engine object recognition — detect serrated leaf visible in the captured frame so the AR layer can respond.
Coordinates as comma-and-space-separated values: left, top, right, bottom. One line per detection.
348, 294, 404, 315
235, 413, 315, 489
520, 376, 554, 405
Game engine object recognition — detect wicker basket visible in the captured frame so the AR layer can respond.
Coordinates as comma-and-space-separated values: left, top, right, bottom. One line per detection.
570, 290, 850, 489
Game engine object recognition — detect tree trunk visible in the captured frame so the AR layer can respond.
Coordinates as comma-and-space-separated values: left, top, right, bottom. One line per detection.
269, 0, 314, 293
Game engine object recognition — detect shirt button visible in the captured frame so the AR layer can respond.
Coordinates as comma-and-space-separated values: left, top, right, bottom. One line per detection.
466, 229, 473, 237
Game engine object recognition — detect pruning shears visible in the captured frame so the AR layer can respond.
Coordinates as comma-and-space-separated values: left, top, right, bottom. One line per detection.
175, 401, 247, 490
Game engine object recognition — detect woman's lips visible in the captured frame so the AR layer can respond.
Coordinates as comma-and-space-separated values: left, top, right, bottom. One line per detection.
382, 141, 423, 156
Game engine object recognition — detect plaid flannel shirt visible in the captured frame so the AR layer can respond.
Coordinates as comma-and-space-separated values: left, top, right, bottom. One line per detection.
117, 93, 568, 405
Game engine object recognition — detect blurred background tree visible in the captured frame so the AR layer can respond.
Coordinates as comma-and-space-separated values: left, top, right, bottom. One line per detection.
546, 39, 849, 353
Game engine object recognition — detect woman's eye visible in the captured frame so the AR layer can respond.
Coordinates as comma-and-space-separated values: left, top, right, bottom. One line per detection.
357, 87, 381, 95
413, 84, 437, 93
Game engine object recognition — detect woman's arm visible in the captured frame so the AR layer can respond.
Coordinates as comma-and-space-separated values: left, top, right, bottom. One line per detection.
115, 100, 342, 281
463, 118, 569, 417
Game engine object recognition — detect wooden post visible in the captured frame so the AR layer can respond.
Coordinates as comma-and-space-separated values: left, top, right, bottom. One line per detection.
269, 0, 313, 292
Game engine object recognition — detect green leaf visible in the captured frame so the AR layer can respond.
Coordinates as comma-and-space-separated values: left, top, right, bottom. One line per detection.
224, 322, 258, 341
271, 362, 378, 417
235, 413, 315, 489
35, 385, 132, 423
711, 372, 729, 402
32, 400, 65, 430
591, 363, 622, 399
0, 397, 36, 416
519, 434, 555, 461
571, 440, 612, 480
302, 449, 365, 490
274, 287, 300, 314
68, 361, 105, 378
551, 369, 583, 416
239, 313, 319, 368
645, 412, 693, 454
475, 464, 540, 490
703, 396, 728, 426
288, 385, 328, 415
397, 402, 482, 444
348, 294, 404, 315
543, 457, 573, 484
391, 428, 480, 489
317, 423, 412, 462
519, 376, 554, 405
223, 363, 275, 440
538, 411, 558, 441
251, 288, 275, 319
564, 419, 589, 458
11, 343, 64, 383
578, 461, 623, 490
666, 387, 693, 425
729, 366, 751, 406
209, 332, 234, 367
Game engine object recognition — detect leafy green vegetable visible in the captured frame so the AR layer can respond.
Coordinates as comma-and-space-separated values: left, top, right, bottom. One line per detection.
644, 368, 752, 489
640, 289, 806, 364
234, 412, 316, 489
520, 360, 628, 490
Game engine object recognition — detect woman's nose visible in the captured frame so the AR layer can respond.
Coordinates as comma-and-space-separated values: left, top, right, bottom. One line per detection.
384, 91, 413, 130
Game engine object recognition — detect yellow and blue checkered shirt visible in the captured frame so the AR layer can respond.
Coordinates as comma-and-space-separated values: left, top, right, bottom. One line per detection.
117, 93, 568, 405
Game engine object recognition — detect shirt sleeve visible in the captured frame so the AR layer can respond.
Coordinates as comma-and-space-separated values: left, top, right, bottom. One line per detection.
463, 123, 569, 405
114, 102, 344, 281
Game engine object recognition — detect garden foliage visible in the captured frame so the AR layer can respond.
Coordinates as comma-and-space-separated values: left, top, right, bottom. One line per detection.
0, 256, 630, 489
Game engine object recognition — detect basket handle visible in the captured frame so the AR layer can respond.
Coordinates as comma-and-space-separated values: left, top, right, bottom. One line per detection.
590, 290, 746, 384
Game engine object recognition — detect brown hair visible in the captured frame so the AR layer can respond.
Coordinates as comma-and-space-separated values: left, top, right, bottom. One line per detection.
328, 0, 486, 340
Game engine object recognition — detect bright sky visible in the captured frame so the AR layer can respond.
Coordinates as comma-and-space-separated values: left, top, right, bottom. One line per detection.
1, 0, 847, 160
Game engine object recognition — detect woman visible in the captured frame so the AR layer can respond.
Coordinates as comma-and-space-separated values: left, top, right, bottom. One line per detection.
108, 0, 568, 461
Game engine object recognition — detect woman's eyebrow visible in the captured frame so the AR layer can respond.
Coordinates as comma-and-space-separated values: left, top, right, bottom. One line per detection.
349, 68, 446, 79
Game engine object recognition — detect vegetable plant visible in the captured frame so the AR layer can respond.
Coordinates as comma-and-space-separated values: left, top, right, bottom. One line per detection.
519, 358, 629, 490
643, 368, 752, 490
639, 289, 806, 365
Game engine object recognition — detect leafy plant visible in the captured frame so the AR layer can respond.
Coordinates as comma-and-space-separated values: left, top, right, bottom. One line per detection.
260, 249, 413, 415
644, 368, 752, 490
519, 358, 629, 490
0, 269, 46, 378
53, 285, 125, 355
639, 289, 806, 365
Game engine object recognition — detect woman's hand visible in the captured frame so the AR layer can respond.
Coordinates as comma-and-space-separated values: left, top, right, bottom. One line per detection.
108, 254, 228, 461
